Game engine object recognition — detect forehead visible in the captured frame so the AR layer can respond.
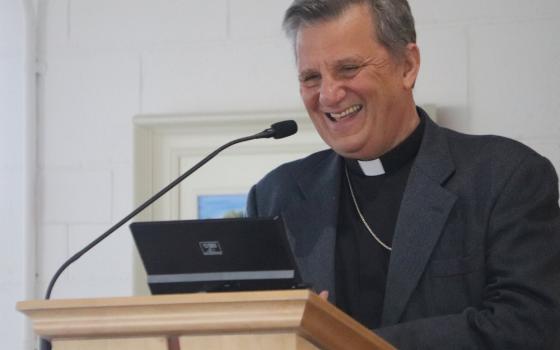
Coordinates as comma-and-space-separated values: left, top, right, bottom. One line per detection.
295, 4, 379, 67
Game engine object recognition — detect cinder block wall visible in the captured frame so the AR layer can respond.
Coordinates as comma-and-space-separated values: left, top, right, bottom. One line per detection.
411, 0, 560, 167
36, 0, 305, 301
32, 0, 560, 332
1, 1, 34, 349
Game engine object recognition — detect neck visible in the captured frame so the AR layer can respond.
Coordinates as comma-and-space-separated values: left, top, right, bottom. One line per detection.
384, 107, 420, 156
362, 103, 420, 161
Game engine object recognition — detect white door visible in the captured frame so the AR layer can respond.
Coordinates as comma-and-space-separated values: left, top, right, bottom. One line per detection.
133, 110, 325, 294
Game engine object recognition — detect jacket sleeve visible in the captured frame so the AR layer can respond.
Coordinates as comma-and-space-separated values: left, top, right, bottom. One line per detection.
246, 184, 259, 217
376, 153, 560, 349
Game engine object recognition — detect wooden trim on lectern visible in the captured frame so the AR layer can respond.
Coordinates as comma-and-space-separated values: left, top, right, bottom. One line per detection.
18, 290, 394, 350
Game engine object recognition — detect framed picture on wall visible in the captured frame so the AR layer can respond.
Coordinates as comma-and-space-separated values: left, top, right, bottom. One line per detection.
197, 194, 247, 219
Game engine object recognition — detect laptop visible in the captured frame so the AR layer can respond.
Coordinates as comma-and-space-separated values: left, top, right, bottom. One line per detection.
130, 216, 306, 294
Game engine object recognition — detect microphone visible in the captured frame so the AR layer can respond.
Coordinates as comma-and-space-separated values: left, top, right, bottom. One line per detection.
263, 120, 298, 139
39, 120, 298, 350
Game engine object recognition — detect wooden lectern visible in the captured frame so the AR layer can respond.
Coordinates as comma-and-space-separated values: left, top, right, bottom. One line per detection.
18, 289, 395, 350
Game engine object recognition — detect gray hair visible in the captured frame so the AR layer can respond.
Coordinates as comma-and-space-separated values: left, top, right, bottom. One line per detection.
283, 0, 416, 58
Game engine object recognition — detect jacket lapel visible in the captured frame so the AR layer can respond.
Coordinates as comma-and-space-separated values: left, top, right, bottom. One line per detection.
382, 117, 457, 326
281, 151, 342, 301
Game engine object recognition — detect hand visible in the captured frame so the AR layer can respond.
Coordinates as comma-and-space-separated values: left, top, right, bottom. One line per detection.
319, 290, 329, 300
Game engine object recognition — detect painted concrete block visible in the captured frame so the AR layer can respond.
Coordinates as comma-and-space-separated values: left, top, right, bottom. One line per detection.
229, 0, 292, 39
0, 171, 26, 291
414, 24, 469, 130
0, 169, 24, 222
40, 0, 69, 56
36, 224, 68, 295
0, 177, 25, 283
0, 58, 25, 158
40, 169, 112, 223
49, 278, 134, 299
111, 164, 134, 222
469, 20, 560, 139
410, 0, 559, 25
40, 52, 139, 168
66, 224, 134, 289
37, 223, 134, 298
69, 0, 228, 50
0, 286, 27, 350
142, 39, 302, 113
0, 1, 25, 54
520, 140, 560, 176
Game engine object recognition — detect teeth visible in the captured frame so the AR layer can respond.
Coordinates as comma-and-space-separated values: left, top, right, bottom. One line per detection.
328, 105, 362, 121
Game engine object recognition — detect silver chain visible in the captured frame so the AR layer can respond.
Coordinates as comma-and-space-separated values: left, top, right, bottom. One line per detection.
344, 165, 392, 251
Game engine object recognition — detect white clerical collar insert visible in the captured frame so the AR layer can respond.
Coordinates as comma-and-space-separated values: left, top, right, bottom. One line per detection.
358, 158, 385, 176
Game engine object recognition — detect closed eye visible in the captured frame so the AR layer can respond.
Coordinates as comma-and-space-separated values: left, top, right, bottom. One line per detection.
339, 64, 361, 78
299, 73, 321, 87
299, 73, 320, 82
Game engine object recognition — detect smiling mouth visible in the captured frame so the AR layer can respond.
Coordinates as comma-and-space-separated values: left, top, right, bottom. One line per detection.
325, 105, 363, 122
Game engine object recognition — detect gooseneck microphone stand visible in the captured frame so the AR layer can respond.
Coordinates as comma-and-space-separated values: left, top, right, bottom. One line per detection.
39, 120, 297, 350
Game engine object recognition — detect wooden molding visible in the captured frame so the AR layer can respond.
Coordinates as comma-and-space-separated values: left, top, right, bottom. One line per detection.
18, 290, 394, 350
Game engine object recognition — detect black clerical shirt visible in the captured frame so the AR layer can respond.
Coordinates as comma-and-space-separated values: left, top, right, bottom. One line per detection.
335, 115, 425, 329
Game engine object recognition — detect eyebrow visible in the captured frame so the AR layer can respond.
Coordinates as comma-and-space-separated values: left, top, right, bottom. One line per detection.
298, 69, 318, 81
298, 55, 368, 75
336, 57, 364, 65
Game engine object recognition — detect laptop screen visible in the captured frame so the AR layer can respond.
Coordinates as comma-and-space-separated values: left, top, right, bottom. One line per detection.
130, 216, 305, 294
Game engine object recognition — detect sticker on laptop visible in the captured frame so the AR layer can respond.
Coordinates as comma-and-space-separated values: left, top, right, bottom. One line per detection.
199, 241, 223, 256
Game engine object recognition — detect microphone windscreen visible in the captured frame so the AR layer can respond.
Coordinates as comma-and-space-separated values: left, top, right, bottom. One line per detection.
271, 120, 298, 139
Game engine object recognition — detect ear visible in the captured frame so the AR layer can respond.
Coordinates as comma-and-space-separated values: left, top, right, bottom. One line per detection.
402, 43, 420, 90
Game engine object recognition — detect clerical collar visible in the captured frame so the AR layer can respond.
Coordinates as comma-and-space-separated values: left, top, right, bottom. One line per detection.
345, 113, 425, 176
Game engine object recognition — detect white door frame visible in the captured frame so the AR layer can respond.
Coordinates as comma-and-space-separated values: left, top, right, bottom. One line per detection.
132, 109, 325, 294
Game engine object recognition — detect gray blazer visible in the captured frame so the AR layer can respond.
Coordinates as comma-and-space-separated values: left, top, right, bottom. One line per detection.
247, 115, 560, 349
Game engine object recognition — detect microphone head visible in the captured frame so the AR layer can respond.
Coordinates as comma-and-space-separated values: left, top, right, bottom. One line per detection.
270, 120, 298, 139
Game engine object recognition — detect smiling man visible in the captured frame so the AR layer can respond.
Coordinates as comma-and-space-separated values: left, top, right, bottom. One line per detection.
247, 0, 560, 349
295, 2, 419, 160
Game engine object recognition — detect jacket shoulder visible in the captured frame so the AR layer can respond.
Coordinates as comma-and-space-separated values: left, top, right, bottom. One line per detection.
443, 127, 549, 168
247, 149, 335, 216
256, 148, 334, 190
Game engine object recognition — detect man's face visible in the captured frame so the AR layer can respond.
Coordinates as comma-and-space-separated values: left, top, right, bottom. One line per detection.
296, 4, 419, 159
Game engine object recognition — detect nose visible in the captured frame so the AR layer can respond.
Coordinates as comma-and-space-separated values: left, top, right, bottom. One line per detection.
318, 76, 346, 107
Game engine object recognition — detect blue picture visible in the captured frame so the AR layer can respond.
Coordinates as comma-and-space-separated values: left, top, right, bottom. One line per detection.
197, 194, 247, 219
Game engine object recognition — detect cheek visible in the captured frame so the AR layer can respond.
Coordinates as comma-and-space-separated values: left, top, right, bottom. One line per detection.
300, 88, 319, 109
350, 80, 378, 100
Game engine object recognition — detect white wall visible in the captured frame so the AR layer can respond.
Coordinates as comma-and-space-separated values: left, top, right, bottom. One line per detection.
10, 0, 557, 347
0, 0, 35, 349
410, 0, 560, 167
36, 0, 302, 301
36, 0, 560, 296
